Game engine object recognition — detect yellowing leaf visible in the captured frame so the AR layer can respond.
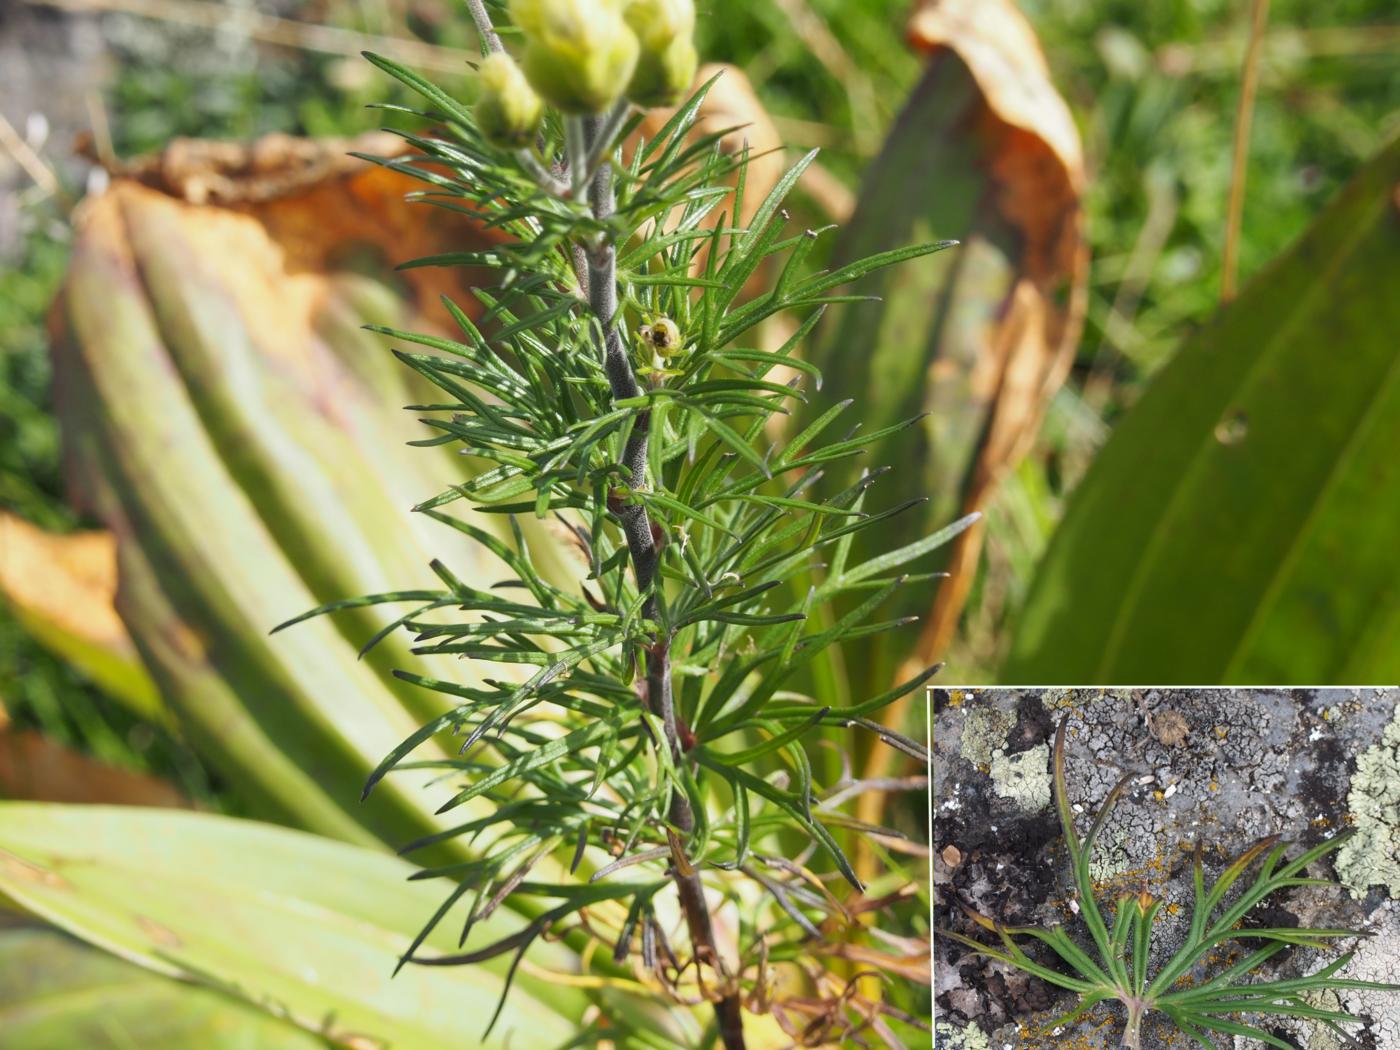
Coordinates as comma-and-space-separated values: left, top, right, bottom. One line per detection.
0, 804, 585, 1049
0, 512, 162, 722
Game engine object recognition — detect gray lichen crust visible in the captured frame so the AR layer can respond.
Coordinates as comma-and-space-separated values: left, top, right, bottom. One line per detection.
989, 743, 1051, 812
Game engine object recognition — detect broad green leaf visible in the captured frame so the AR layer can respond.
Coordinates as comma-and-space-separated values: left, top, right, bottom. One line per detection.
1006, 136, 1400, 684
0, 925, 327, 1049
0, 804, 582, 1049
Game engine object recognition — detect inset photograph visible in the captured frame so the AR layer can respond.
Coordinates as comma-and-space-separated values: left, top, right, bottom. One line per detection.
933, 688, 1400, 1049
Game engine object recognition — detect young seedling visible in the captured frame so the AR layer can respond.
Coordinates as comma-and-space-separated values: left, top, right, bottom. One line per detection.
940, 716, 1399, 1050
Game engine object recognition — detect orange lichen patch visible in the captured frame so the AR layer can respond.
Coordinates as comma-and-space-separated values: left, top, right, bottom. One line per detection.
1092, 847, 1177, 899
1017, 996, 1203, 1048
1015, 1002, 1120, 1049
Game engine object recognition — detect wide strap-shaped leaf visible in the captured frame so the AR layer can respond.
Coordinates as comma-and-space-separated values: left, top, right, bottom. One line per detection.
0, 804, 582, 1049
0, 924, 327, 1049
50, 153, 574, 850
1006, 134, 1400, 684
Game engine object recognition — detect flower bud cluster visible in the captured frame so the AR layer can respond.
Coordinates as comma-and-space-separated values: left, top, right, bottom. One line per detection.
476, 0, 696, 140
623, 0, 699, 109
475, 52, 544, 147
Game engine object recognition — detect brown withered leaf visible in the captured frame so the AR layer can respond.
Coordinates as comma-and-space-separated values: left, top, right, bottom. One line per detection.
0, 513, 126, 656
0, 729, 188, 808
46, 131, 580, 846
103, 130, 508, 333
901, 0, 1088, 673
791, 0, 1087, 862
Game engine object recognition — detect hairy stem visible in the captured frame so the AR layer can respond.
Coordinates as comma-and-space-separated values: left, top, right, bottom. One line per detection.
580, 114, 744, 1050
1121, 998, 1146, 1050
464, 0, 503, 54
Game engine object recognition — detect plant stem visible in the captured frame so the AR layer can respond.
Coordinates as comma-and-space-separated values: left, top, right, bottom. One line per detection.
1122, 999, 1146, 1050
580, 114, 746, 1050
1221, 0, 1270, 301
464, 0, 503, 54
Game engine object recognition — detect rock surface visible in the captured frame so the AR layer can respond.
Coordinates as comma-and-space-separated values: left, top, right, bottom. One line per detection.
933, 687, 1400, 1050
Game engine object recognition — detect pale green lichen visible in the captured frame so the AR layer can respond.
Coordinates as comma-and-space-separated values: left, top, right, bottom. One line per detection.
934, 1019, 990, 1050
960, 705, 1017, 766
1336, 700, 1400, 898
989, 743, 1052, 813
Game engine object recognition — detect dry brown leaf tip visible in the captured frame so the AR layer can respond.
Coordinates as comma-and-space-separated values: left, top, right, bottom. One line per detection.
72, 132, 510, 336
100, 131, 406, 205
0, 730, 189, 809
0, 512, 133, 659
907, 0, 1083, 191
890, 0, 1091, 675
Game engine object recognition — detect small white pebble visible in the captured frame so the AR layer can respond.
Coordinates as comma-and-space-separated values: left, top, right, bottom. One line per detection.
26, 112, 50, 147
1070, 900, 1080, 914
1164, 784, 1178, 799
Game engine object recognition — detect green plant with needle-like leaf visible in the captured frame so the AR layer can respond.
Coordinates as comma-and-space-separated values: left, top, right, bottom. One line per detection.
940, 717, 1399, 1050
277, 1, 966, 1047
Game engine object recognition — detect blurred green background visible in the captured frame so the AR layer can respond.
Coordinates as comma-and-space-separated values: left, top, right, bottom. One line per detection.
2, 0, 1397, 796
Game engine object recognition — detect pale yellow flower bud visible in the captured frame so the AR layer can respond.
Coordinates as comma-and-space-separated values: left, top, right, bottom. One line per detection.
623, 0, 697, 107
625, 0, 694, 43
509, 0, 640, 113
475, 52, 543, 148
